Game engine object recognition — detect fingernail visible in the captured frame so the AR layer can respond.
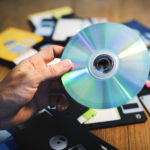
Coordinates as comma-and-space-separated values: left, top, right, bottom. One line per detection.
62, 59, 72, 68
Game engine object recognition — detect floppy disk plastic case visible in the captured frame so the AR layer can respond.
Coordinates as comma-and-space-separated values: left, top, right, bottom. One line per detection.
48, 89, 147, 130
28, 6, 74, 38
13, 112, 117, 150
52, 17, 113, 42
0, 28, 42, 64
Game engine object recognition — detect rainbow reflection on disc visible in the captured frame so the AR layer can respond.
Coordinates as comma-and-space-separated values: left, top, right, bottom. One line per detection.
61, 23, 149, 109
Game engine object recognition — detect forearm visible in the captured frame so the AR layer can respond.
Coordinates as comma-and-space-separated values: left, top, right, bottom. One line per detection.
0, 45, 72, 130
0, 82, 22, 121
0, 103, 36, 130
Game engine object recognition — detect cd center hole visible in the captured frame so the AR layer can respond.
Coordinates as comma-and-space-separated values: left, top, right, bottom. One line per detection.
94, 55, 113, 73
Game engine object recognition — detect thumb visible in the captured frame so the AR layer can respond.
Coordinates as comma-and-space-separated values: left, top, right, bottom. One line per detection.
43, 59, 72, 80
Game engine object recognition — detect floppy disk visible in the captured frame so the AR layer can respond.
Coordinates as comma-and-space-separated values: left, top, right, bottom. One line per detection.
48, 91, 147, 130
139, 95, 150, 115
28, 11, 54, 29
52, 18, 115, 42
0, 136, 18, 150
139, 78, 150, 115
0, 27, 42, 62
124, 20, 150, 46
28, 6, 73, 28
0, 130, 11, 144
34, 18, 56, 37
28, 7, 74, 37
52, 18, 92, 41
13, 112, 117, 150
78, 96, 147, 129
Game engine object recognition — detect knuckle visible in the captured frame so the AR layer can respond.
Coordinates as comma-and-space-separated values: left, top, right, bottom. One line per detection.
48, 66, 60, 76
48, 66, 57, 75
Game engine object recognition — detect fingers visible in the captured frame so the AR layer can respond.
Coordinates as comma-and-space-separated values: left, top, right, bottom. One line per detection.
45, 45, 65, 58
38, 59, 72, 82
47, 59, 72, 78
29, 45, 64, 64
27, 45, 73, 82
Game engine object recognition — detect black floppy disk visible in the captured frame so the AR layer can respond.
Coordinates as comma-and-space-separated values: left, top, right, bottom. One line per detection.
13, 112, 117, 150
48, 89, 147, 130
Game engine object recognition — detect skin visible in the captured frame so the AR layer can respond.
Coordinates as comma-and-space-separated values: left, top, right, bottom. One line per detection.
0, 45, 72, 129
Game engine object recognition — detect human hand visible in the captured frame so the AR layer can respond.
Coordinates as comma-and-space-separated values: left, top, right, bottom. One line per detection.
0, 45, 72, 129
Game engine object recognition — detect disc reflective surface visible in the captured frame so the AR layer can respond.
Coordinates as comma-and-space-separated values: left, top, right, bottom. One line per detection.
61, 23, 149, 109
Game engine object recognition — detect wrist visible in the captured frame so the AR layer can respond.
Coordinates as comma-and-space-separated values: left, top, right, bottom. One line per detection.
0, 82, 22, 121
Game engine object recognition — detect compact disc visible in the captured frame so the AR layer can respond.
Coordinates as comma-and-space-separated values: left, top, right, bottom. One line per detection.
61, 23, 149, 109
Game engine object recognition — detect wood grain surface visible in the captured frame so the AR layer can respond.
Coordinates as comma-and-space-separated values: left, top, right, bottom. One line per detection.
0, 0, 150, 149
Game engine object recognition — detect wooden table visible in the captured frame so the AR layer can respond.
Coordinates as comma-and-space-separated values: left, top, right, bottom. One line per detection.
0, 0, 150, 149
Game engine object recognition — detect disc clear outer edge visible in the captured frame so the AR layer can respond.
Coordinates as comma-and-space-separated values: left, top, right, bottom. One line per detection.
61, 22, 150, 109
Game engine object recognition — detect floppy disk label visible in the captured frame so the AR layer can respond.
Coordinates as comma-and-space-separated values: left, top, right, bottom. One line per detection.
52, 18, 92, 41
75, 96, 147, 129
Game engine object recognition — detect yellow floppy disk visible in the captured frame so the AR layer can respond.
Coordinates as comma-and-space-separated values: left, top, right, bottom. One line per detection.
28, 6, 73, 23
0, 27, 43, 62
